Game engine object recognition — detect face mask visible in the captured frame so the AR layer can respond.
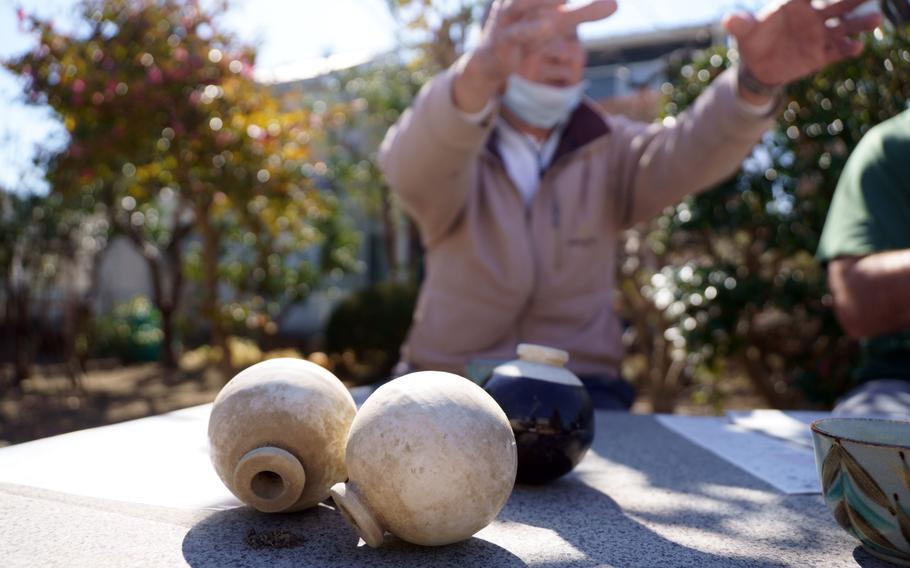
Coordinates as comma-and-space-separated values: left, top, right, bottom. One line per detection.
502, 75, 587, 130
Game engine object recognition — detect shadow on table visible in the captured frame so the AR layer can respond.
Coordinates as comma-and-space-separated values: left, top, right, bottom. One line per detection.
518, 413, 869, 566
591, 413, 791, 498
595, 415, 835, 543
501, 480, 788, 568
182, 502, 527, 568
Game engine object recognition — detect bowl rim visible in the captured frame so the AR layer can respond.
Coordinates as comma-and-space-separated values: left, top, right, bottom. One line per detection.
811, 417, 910, 449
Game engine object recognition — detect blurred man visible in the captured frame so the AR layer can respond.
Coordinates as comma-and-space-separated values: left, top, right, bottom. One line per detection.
818, 0, 910, 418
380, 0, 879, 408
819, 109, 910, 417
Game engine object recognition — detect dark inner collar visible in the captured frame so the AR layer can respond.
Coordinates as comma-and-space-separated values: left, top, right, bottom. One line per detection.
485, 101, 611, 167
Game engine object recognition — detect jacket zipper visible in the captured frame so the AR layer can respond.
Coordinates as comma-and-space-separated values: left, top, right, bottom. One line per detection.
482, 154, 539, 325
482, 142, 596, 337
540, 148, 592, 272
552, 194, 562, 271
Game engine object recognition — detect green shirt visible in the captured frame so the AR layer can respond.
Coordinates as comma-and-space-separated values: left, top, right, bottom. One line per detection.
817, 109, 910, 382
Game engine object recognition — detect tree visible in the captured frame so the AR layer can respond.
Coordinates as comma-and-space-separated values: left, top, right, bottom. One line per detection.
7, 0, 355, 373
181, 86, 357, 352
8, 0, 214, 367
385, 0, 487, 70
311, 0, 485, 284
314, 62, 427, 283
0, 187, 107, 385
0, 190, 48, 384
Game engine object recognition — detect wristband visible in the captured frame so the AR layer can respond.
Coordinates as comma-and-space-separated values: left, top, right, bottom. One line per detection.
736, 63, 784, 98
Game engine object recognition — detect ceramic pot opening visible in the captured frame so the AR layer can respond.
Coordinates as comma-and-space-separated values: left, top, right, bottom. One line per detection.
251, 470, 285, 500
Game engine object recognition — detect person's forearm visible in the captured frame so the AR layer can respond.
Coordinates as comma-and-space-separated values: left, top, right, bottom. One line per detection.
829, 250, 910, 339
452, 54, 502, 115
377, 68, 493, 245
617, 68, 774, 228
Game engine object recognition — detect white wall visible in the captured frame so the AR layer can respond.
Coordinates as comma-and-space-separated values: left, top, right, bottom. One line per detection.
93, 236, 153, 313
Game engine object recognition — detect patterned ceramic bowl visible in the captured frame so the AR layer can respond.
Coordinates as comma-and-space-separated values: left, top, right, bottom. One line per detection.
811, 418, 910, 566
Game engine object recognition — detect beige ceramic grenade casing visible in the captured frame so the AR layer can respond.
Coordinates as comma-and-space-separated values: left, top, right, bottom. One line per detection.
330, 371, 518, 547
208, 358, 356, 513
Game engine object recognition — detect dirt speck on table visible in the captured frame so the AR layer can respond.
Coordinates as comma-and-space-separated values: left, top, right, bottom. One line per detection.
245, 527, 304, 550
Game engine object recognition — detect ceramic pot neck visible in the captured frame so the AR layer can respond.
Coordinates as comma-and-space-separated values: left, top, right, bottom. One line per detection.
330, 482, 385, 548
232, 446, 306, 513
517, 343, 569, 368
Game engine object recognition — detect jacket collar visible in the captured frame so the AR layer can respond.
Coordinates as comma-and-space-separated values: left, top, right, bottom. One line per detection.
485, 99, 611, 167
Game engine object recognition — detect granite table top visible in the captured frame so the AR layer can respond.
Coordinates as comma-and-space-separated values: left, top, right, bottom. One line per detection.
0, 404, 893, 567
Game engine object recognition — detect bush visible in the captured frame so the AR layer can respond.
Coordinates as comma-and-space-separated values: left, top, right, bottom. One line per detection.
92, 296, 163, 363
324, 282, 418, 384
620, 31, 910, 410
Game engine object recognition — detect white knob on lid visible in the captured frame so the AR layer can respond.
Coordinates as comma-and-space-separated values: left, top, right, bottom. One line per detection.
517, 344, 569, 367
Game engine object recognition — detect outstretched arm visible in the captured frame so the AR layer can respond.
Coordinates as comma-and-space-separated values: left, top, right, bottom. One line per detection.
617, 0, 881, 227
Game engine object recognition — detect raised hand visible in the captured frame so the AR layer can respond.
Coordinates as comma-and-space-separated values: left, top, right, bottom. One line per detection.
454, 0, 616, 113
476, 0, 617, 85
724, 0, 882, 89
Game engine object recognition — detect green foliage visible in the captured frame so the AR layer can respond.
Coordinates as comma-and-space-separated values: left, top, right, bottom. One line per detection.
276, 59, 429, 283
646, 31, 910, 406
324, 282, 418, 382
307, 3, 481, 358
323, 62, 428, 216
92, 295, 163, 363
384, 0, 487, 71
0, 189, 105, 295
6, 0, 358, 360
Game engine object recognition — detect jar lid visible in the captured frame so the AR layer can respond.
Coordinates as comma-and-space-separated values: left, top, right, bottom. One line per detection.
517, 344, 570, 367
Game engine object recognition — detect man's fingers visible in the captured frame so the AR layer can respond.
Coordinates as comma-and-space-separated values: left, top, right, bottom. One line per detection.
495, 0, 616, 38
837, 37, 865, 57
819, 0, 872, 20
499, 0, 563, 21
487, 0, 557, 32
497, 1, 616, 45
827, 11, 882, 37
500, 18, 557, 47
825, 36, 865, 63
556, 0, 618, 31
722, 12, 759, 39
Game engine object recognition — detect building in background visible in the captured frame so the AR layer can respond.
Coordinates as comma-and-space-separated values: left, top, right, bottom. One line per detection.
582, 0, 764, 119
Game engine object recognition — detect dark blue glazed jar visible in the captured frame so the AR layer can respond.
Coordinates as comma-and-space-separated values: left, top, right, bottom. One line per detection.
483, 344, 594, 485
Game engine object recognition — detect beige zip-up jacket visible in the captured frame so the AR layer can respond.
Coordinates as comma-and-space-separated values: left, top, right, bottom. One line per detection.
379, 66, 774, 377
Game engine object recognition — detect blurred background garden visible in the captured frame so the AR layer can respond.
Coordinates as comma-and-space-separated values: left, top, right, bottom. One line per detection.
0, 0, 908, 446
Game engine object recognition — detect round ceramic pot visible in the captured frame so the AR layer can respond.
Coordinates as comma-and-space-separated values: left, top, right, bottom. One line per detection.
812, 417, 910, 566
330, 371, 517, 547
209, 358, 356, 513
484, 344, 594, 485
